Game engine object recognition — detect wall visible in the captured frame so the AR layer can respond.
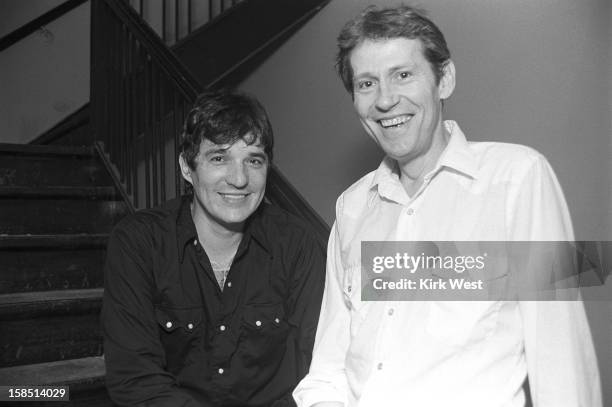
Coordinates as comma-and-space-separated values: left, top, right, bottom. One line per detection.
0, 1, 90, 144
238, 0, 612, 403
0, 0, 65, 37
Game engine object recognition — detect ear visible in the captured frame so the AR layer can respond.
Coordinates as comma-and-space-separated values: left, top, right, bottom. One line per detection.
178, 154, 193, 185
438, 60, 456, 100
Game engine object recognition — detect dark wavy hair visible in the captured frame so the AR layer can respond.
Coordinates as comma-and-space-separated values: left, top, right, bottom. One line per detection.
336, 5, 451, 95
179, 90, 274, 170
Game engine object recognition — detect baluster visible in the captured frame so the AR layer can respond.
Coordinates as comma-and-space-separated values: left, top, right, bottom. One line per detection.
151, 65, 160, 207
123, 25, 131, 193
187, 0, 192, 35
162, 0, 167, 43
144, 52, 152, 208
159, 76, 167, 202
174, 0, 179, 43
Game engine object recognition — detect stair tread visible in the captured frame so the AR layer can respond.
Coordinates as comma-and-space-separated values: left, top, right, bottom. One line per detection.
0, 288, 104, 306
0, 186, 119, 198
0, 143, 95, 157
0, 234, 109, 249
0, 356, 106, 386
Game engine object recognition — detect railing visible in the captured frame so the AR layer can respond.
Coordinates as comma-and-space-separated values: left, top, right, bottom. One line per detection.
91, 0, 330, 242
126, 0, 244, 46
92, 0, 200, 208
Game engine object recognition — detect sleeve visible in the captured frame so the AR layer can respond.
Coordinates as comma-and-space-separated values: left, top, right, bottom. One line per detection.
272, 224, 327, 407
101, 220, 206, 407
510, 155, 603, 407
293, 220, 351, 407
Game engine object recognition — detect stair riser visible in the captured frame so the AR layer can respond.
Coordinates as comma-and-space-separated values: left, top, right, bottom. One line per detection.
0, 199, 128, 234
0, 155, 113, 187
0, 314, 102, 367
0, 249, 105, 294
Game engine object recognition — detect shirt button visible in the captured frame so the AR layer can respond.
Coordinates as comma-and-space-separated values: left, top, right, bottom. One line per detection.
187, 323, 194, 330
377, 362, 383, 370
218, 368, 224, 375
227, 281, 232, 288
193, 239, 198, 246
165, 321, 173, 329
219, 325, 226, 332
255, 320, 262, 327
407, 208, 415, 215
387, 308, 394, 316
274, 318, 280, 324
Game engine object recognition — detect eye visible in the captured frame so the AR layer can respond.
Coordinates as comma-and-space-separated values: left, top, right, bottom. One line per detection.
397, 71, 412, 80
355, 79, 375, 91
247, 157, 266, 168
210, 155, 225, 163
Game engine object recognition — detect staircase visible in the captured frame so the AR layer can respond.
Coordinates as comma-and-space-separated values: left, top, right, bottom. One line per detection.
0, 0, 330, 403
0, 143, 130, 405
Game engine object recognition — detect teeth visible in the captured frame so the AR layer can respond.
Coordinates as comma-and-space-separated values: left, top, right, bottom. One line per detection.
220, 193, 248, 200
380, 115, 412, 128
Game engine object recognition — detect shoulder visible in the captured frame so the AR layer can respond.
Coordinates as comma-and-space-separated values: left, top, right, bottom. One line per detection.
335, 169, 377, 217
469, 141, 552, 181
256, 203, 323, 242
111, 197, 181, 242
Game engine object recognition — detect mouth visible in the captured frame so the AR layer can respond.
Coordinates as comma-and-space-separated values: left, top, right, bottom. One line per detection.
378, 114, 413, 129
218, 192, 250, 202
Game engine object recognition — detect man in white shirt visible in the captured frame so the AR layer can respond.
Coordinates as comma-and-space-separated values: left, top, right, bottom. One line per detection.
293, 5, 602, 407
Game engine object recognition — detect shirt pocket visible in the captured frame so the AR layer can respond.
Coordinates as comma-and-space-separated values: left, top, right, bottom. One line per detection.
155, 306, 205, 372
239, 303, 289, 367
424, 265, 508, 349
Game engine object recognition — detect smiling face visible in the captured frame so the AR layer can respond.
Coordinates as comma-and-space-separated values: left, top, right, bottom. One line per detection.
350, 37, 455, 169
179, 136, 268, 231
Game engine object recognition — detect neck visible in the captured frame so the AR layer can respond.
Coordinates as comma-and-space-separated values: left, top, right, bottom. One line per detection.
191, 203, 244, 263
398, 121, 450, 196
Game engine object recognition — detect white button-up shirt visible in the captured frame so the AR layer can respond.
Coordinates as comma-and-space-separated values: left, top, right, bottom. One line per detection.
294, 121, 601, 407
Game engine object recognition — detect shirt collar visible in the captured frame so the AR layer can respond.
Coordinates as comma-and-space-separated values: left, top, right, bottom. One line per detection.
176, 196, 272, 263
368, 120, 479, 205
436, 120, 479, 180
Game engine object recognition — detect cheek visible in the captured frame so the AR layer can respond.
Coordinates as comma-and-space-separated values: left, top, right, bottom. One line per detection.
353, 97, 371, 118
250, 170, 268, 193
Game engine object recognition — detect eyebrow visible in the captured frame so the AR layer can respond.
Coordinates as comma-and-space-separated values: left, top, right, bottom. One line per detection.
353, 64, 416, 80
248, 151, 268, 160
202, 147, 229, 157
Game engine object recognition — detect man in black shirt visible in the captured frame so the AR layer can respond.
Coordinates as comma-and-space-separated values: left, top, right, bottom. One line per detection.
101, 91, 326, 407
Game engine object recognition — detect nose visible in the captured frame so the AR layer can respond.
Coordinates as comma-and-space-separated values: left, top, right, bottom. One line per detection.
226, 161, 248, 188
375, 81, 399, 111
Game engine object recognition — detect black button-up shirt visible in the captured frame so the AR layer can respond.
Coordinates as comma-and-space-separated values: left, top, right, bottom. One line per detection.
102, 196, 326, 407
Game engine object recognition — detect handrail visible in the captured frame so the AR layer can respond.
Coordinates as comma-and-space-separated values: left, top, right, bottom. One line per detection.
127, 0, 244, 46
0, 0, 88, 52
101, 0, 201, 101
92, 0, 202, 207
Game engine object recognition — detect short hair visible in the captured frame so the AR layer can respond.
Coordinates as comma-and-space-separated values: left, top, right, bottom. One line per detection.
179, 90, 274, 170
336, 5, 451, 94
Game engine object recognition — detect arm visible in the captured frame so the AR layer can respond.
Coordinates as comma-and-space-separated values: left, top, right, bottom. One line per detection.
293, 221, 351, 407
510, 155, 602, 406
271, 225, 327, 407
101, 220, 205, 407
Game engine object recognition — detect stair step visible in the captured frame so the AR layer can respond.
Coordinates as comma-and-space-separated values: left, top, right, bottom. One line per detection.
0, 198, 128, 234
0, 247, 106, 294
0, 289, 104, 367
0, 355, 105, 387
0, 186, 119, 199
0, 288, 103, 320
0, 234, 109, 249
0, 356, 112, 406
0, 153, 113, 188
0, 143, 95, 157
